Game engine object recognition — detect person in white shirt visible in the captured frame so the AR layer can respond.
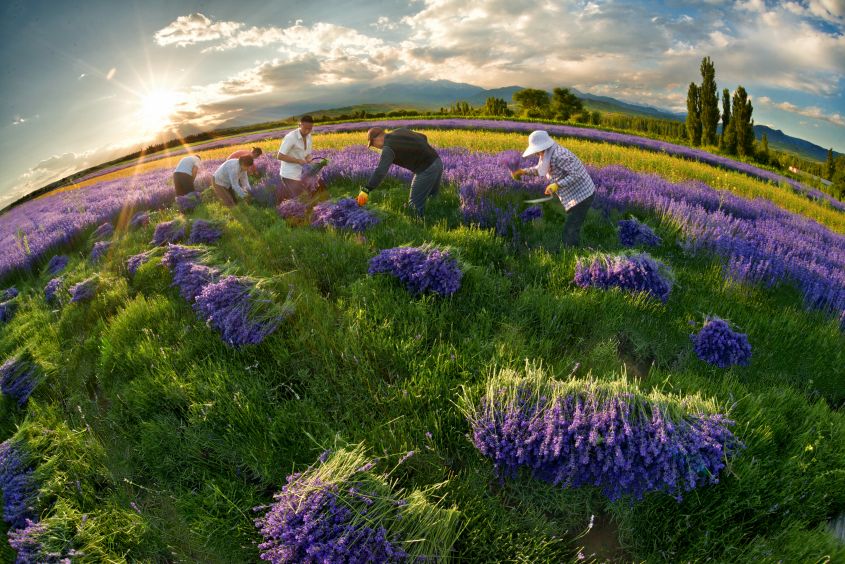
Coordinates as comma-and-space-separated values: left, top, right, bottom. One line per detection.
212, 156, 253, 208
173, 154, 201, 196
277, 115, 315, 201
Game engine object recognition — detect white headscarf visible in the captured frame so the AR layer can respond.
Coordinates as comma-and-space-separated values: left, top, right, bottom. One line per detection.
536, 143, 557, 179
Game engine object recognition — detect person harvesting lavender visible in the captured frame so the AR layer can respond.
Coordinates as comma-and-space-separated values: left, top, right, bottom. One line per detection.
512, 130, 596, 246
227, 147, 262, 176
357, 127, 443, 216
277, 115, 316, 202
212, 156, 253, 208
172, 154, 201, 196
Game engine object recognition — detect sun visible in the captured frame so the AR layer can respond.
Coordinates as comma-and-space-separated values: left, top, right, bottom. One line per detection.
137, 89, 181, 133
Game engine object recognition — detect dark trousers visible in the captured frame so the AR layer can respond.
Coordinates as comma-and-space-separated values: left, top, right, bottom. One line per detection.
408, 157, 443, 215
562, 194, 594, 246
173, 172, 195, 196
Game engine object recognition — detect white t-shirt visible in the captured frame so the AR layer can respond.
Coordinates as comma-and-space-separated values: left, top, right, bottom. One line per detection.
174, 155, 200, 175
278, 128, 312, 180
212, 159, 250, 198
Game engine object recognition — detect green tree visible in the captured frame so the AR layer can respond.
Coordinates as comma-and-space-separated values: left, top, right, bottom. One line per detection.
590, 110, 601, 125
832, 156, 845, 200
699, 56, 719, 146
686, 82, 702, 146
758, 133, 769, 165
732, 86, 755, 157
550, 87, 583, 121
483, 97, 511, 116
720, 88, 732, 150
513, 88, 551, 117
827, 148, 835, 180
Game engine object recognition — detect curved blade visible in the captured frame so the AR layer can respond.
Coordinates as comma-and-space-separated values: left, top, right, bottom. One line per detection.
524, 196, 554, 204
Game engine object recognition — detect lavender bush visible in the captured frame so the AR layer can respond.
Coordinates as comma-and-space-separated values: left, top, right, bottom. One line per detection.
194, 276, 292, 347
176, 192, 201, 213
89, 240, 111, 263
69, 277, 97, 303
312, 198, 380, 233
151, 220, 186, 246
461, 365, 741, 501
691, 317, 753, 369
254, 445, 460, 563
0, 356, 40, 406
188, 219, 223, 245
44, 255, 69, 276
574, 252, 673, 303
369, 246, 463, 297
618, 218, 662, 247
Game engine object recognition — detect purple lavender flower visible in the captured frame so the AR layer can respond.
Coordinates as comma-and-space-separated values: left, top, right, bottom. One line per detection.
0, 357, 40, 406
574, 252, 673, 303
691, 317, 752, 368
618, 218, 662, 247
369, 246, 463, 297
194, 276, 291, 347
129, 211, 149, 230
161, 243, 204, 270
520, 205, 543, 223
248, 180, 277, 208
151, 220, 186, 246
69, 277, 97, 303
276, 199, 307, 221
44, 278, 62, 304
0, 300, 17, 324
89, 240, 111, 263
0, 439, 37, 528
397, 451, 415, 465
176, 192, 201, 213
2, 287, 19, 300
171, 261, 221, 302
188, 219, 223, 244
91, 222, 114, 240
44, 255, 69, 276
126, 251, 153, 276
465, 377, 741, 501
7, 518, 48, 562
312, 198, 380, 233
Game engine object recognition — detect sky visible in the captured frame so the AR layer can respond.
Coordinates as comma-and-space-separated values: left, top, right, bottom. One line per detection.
1, 0, 843, 208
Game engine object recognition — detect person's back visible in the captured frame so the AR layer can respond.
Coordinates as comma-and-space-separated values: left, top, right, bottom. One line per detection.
383, 129, 438, 173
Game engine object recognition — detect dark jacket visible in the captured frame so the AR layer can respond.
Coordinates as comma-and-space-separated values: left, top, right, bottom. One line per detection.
365, 129, 439, 191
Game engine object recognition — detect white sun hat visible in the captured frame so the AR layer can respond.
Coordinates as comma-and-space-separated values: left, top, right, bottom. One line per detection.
522, 130, 556, 157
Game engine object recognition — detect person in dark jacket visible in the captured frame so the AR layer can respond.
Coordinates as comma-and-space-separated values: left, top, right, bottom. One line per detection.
357, 127, 443, 216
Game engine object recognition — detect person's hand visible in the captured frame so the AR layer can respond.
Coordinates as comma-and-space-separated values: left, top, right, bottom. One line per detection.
544, 183, 559, 196
357, 190, 369, 206
304, 155, 314, 164
511, 168, 526, 180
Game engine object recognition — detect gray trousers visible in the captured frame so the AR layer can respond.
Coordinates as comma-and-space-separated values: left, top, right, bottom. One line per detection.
408, 157, 443, 215
561, 194, 594, 246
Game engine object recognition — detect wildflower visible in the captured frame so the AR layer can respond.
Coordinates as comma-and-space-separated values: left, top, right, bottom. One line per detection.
691, 317, 752, 368
369, 246, 463, 297
397, 451, 415, 465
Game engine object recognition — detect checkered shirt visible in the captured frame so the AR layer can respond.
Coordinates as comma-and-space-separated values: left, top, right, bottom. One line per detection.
529, 143, 595, 210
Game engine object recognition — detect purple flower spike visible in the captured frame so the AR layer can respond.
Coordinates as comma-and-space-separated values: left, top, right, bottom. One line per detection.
44, 255, 69, 276
69, 277, 97, 303
574, 252, 672, 303
369, 246, 463, 297
312, 198, 379, 233
44, 278, 62, 304
176, 192, 201, 213
152, 220, 186, 246
277, 199, 307, 221
89, 240, 112, 263
126, 251, 153, 276
618, 218, 662, 247
91, 222, 114, 240
0, 357, 40, 406
188, 219, 223, 244
129, 211, 150, 230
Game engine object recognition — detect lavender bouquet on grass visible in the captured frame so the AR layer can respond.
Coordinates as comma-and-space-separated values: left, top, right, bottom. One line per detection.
369, 245, 463, 297
90, 222, 114, 241
618, 218, 662, 247
44, 255, 69, 276
691, 317, 752, 368
129, 211, 149, 230
312, 198, 380, 233
574, 251, 673, 303
44, 278, 62, 304
3, 287, 19, 300
161, 243, 205, 270
126, 250, 154, 276
69, 277, 98, 303
460, 363, 742, 502
193, 275, 293, 347
176, 192, 201, 213
152, 219, 186, 246
188, 219, 223, 244
0, 356, 40, 406
254, 445, 460, 564
277, 199, 308, 222
0, 439, 38, 529
89, 240, 111, 263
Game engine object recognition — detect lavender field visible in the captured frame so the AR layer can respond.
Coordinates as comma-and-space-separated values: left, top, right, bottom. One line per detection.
1, 124, 844, 562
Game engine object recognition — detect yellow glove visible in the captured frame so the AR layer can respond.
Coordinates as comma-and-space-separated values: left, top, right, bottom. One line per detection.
511, 168, 526, 180
544, 183, 559, 196
357, 190, 369, 206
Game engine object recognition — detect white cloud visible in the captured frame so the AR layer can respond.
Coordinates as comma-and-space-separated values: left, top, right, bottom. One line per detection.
12, 117, 26, 126
153, 13, 243, 47
757, 96, 845, 126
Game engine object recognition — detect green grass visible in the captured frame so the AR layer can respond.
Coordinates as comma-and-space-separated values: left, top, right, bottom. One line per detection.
1, 139, 844, 561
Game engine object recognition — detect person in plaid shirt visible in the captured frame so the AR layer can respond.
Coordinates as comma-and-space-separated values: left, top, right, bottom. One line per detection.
512, 130, 596, 246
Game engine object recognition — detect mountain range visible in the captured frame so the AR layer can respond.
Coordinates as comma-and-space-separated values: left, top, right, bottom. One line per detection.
220, 79, 834, 161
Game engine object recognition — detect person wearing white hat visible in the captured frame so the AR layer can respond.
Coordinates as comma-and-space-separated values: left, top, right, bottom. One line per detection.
512, 130, 596, 246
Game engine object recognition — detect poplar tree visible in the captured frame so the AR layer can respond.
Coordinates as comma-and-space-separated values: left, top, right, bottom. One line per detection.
720, 88, 731, 150
686, 82, 702, 146
732, 86, 755, 158
699, 57, 719, 146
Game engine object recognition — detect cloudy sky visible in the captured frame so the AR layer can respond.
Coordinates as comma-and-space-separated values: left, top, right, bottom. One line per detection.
1, 0, 843, 207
